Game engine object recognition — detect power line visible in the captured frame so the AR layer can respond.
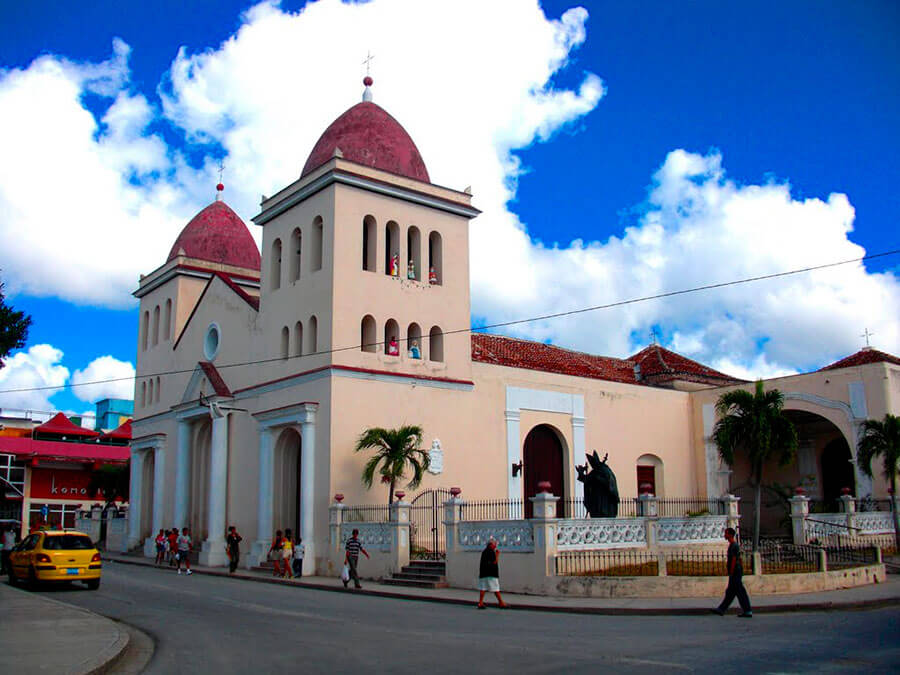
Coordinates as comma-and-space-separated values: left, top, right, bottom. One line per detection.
1, 247, 897, 395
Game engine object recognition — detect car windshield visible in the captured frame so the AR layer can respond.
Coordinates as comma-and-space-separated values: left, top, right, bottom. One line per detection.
43, 535, 93, 550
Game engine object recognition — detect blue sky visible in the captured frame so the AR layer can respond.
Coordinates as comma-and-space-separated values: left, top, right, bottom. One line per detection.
0, 0, 898, 418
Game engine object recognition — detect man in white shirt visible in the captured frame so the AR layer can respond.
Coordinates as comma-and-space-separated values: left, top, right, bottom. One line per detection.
176, 528, 193, 575
2, 526, 17, 575
292, 536, 305, 577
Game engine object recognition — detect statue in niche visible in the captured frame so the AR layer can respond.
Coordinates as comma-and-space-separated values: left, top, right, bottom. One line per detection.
390, 253, 400, 277
387, 336, 399, 356
576, 450, 620, 518
427, 438, 443, 474
407, 259, 416, 280
408, 340, 421, 359
429, 266, 438, 285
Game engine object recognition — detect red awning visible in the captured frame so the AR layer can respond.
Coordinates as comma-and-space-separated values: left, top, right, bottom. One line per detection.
99, 419, 132, 441
33, 412, 100, 438
0, 436, 129, 464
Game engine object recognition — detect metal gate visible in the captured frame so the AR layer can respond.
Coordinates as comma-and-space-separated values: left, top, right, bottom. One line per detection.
409, 488, 452, 560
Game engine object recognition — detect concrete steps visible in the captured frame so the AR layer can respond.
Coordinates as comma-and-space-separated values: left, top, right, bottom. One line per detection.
382, 560, 448, 589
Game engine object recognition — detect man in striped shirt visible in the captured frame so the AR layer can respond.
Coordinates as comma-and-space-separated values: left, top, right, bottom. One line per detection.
344, 528, 370, 589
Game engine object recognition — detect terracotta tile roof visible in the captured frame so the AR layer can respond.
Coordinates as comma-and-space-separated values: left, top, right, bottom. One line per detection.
471, 334, 638, 384
628, 344, 745, 386
819, 348, 900, 371
199, 361, 232, 397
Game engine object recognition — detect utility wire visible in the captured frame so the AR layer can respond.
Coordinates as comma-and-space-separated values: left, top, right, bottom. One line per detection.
1, 248, 897, 395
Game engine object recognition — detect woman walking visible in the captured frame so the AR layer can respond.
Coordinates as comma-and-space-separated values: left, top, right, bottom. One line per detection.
268, 529, 284, 577
476, 537, 506, 609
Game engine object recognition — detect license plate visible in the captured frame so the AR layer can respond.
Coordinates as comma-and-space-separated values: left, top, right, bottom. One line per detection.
67, 568, 80, 575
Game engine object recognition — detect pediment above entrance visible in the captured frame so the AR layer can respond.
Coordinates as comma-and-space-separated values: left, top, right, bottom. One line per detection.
181, 361, 233, 405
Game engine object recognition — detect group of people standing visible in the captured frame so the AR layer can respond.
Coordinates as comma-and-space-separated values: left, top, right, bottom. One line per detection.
268, 528, 305, 578
153, 527, 194, 575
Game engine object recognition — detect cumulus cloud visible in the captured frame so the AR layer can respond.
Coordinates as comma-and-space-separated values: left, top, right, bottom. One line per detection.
70, 356, 136, 403
0, 344, 69, 411
0, 0, 896, 378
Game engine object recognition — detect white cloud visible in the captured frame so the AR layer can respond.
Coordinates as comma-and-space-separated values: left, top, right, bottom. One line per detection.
70, 356, 136, 403
0, 344, 69, 411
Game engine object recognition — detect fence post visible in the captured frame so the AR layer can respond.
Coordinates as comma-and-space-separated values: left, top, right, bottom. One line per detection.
873, 545, 883, 564
388, 498, 411, 573
751, 551, 762, 576
443, 488, 464, 555
840, 490, 857, 536
329, 496, 345, 557
817, 548, 828, 573
639, 494, 659, 547
789, 491, 810, 545
722, 494, 741, 532
656, 552, 668, 577
530, 483, 559, 579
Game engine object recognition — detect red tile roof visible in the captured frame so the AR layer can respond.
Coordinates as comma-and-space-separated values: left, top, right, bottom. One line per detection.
629, 344, 744, 385
33, 413, 100, 438
167, 200, 261, 271
0, 436, 129, 463
199, 361, 232, 397
820, 348, 900, 371
99, 419, 132, 441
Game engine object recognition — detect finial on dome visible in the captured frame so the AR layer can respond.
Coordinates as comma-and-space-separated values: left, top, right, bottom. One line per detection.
362, 76, 373, 102
216, 160, 226, 201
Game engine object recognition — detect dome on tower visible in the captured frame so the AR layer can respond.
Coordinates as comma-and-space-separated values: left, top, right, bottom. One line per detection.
167, 200, 261, 271
301, 101, 430, 183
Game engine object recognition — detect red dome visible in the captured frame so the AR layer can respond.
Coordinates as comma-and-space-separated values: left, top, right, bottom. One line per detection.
168, 200, 261, 271
301, 102, 429, 183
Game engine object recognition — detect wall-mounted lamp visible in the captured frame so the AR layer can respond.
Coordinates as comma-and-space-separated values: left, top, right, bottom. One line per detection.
511, 460, 523, 477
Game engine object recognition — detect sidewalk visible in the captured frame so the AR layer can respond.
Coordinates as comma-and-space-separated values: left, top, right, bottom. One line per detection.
0, 582, 129, 675
107, 553, 900, 616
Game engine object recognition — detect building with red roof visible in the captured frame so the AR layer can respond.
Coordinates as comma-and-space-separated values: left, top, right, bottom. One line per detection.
126, 78, 900, 569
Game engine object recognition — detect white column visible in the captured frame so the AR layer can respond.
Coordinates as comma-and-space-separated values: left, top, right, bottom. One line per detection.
505, 410, 521, 517
249, 426, 275, 568
200, 413, 229, 566
571, 416, 585, 509
151, 447, 166, 533
174, 419, 191, 528
127, 450, 144, 550
300, 416, 316, 572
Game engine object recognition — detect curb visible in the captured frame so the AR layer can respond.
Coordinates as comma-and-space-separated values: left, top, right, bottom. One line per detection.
108, 557, 900, 617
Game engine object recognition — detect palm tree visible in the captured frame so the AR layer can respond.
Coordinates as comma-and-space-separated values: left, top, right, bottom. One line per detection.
713, 380, 798, 552
354, 425, 430, 505
857, 414, 900, 551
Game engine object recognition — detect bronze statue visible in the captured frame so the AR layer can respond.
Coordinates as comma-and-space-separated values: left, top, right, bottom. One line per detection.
576, 451, 620, 517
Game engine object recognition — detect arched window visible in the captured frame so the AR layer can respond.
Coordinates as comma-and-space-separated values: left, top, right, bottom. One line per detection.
152, 305, 160, 347
140, 381, 146, 407
636, 454, 664, 497
271, 238, 282, 291
155, 376, 161, 402
141, 311, 149, 351
384, 319, 399, 357
428, 231, 442, 285
361, 315, 377, 352
281, 326, 290, 359
362, 216, 377, 272
147, 378, 154, 405
385, 221, 400, 276
290, 228, 302, 282
406, 322, 422, 358
407, 226, 421, 281
428, 325, 444, 362
307, 315, 318, 354
294, 321, 303, 357
164, 299, 172, 341
312, 217, 323, 272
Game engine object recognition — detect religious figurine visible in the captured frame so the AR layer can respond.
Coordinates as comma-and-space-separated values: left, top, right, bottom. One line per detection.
409, 340, 421, 359
390, 253, 400, 277
387, 336, 399, 356
576, 450, 620, 518
407, 259, 416, 280
429, 266, 438, 285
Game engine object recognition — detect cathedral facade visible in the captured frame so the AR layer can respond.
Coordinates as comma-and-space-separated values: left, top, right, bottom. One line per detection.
129, 80, 900, 572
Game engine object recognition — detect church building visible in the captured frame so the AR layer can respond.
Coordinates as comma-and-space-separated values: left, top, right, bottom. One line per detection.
129, 78, 900, 572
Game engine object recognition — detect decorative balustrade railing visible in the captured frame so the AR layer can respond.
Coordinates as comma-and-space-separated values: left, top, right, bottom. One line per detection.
556, 518, 647, 550
457, 520, 534, 552
657, 516, 728, 544
339, 522, 393, 551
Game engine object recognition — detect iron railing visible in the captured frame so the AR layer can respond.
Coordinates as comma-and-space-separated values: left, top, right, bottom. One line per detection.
555, 549, 659, 576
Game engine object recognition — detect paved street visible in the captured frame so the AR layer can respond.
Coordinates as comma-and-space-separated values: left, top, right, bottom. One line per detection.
35, 563, 900, 674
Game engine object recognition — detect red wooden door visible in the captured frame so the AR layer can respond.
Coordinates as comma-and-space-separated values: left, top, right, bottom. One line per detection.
636, 465, 656, 495
523, 425, 564, 518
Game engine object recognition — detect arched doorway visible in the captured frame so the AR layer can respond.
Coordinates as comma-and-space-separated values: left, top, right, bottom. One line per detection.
821, 438, 854, 511
273, 428, 302, 537
523, 424, 564, 518
190, 420, 211, 541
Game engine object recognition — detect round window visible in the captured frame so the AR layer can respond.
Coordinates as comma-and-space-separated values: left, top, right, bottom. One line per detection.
204, 324, 220, 360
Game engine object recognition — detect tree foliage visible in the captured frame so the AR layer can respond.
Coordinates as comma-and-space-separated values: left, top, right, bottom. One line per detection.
354, 425, 430, 505
88, 462, 131, 508
857, 414, 900, 550
0, 278, 32, 367
712, 380, 798, 552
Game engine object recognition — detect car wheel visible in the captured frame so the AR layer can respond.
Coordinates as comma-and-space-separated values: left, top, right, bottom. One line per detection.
27, 566, 38, 589
86, 578, 100, 590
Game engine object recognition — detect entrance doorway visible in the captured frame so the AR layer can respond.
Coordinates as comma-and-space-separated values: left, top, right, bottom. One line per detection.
821, 438, 855, 511
189, 420, 211, 540
273, 428, 302, 537
523, 424, 564, 518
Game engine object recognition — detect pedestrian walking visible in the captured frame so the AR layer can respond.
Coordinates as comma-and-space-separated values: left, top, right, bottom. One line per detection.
2, 526, 17, 575
226, 525, 242, 573
154, 529, 167, 566
282, 529, 294, 578
167, 528, 179, 567
292, 536, 305, 578
176, 527, 193, 575
343, 528, 369, 589
476, 537, 507, 609
713, 527, 752, 617
268, 529, 285, 577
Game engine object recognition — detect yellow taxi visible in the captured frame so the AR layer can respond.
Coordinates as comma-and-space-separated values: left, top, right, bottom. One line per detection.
8, 530, 102, 590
